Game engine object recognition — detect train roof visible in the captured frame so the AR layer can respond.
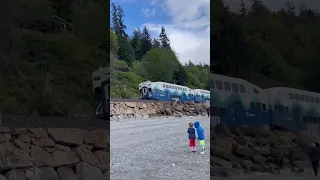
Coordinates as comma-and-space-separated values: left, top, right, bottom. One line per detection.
211, 73, 263, 90
265, 87, 320, 96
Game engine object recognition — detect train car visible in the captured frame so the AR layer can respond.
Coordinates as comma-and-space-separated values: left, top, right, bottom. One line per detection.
92, 67, 110, 120
210, 73, 270, 127
193, 89, 210, 103
139, 81, 194, 102
267, 87, 320, 134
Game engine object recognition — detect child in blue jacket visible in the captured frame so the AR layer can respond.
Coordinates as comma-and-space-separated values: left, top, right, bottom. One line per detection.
194, 121, 205, 154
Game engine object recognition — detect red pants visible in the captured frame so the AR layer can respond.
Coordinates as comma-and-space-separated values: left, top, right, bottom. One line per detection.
189, 139, 196, 147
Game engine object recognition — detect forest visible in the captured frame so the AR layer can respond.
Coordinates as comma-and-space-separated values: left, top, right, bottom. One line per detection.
212, 0, 320, 92
110, 3, 210, 98
0, 0, 108, 117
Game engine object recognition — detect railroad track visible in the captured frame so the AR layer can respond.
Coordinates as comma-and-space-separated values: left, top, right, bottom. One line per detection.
110, 98, 162, 103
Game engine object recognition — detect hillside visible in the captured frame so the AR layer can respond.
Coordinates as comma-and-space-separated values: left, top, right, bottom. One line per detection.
212, 0, 320, 92
110, 3, 209, 98
0, 0, 108, 117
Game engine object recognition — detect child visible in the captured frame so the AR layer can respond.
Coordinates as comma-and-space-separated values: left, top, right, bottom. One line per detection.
194, 121, 205, 154
187, 122, 196, 154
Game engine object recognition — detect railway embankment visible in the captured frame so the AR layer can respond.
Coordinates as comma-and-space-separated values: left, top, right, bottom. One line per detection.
211, 124, 314, 177
0, 127, 108, 179
110, 101, 210, 120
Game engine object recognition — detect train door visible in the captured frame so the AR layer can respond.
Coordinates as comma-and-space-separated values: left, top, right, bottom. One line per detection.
229, 101, 243, 126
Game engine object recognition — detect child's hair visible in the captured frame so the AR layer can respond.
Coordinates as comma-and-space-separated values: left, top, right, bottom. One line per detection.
189, 122, 193, 128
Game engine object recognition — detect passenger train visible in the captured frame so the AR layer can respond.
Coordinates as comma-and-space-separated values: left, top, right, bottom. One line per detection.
139, 81, 210, 103
211, 73, 320, 135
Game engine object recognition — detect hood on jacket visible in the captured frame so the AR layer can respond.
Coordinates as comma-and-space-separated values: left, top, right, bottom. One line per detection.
194, 121, 200, 128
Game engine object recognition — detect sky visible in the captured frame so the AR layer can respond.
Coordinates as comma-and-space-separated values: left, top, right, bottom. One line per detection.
110, 0, 210, 65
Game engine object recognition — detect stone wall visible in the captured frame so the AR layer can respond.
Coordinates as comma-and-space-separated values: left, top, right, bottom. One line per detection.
211, 124, 313, 177
110, 101, 210, 120
0, 127, 108, 180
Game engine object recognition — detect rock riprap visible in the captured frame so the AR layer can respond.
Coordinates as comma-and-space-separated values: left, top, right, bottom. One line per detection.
211, 124, 313, 177
0, 127, 108, 180
110, 101, 210, 120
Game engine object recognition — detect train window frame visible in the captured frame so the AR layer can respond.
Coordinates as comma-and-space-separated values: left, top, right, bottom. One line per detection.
289, 93, 294, 99
231, 83, 239, 92
285, 106, 289, 113
313, 117, 317, 124
215, 80, 223, 90
223, 82, 231, 91
219, 108, 226, 116
311, 96, 315, 103
279, 105, 284, 113
294, 94, 299, 100
239, 85, 245, 93
253, 88, 259, 94
255, 102, 261, 111
306, 95, 310, 102
316, 97, 320, 104
303, 116, 307, 123
308, 116, 313, 123
300, 94, 305, 101
262, 103, 266, 111
250, 102, 255, 110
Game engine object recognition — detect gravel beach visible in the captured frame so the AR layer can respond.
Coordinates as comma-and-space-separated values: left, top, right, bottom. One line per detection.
110, 117, 210, 180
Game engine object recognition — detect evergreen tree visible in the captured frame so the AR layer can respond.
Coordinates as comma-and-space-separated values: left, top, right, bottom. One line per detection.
152, 38, 160, 48
159, 26, 171, 49
117, 5, 127, 38
240, 0, 247, 18
111, 3, 120, 35
131, 28, 142, 60
140, 26, 152, 57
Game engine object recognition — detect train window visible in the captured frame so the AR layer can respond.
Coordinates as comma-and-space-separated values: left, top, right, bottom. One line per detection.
262, 104, 266, 111
223, 82, 231, 91
93, 76, 101, 81
313, 117, 317, 124
250, 102, 255, 110
316, 97, 320, 103
308, 116, 313, 123
311, 96, 315, 103
279, 105, 284, 113
303, 116, 307, 123
253, 88, 259, 94
231, 83, 239, 92
294, 94, 299, 100
239, 85, 245, 93
300, 94, 305, 101
215, 80, 223, 90
274, 105, 279, 112
306, 96, 310, 102
219, 108, 226, 116
289, 93, 294, 99
212, 107, 218, 116
285, 106, 289, 112
255, 102, 261, 111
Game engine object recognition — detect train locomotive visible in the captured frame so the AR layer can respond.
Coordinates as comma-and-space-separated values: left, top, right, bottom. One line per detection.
211, 73, 320, 135
139, 81, 210, 103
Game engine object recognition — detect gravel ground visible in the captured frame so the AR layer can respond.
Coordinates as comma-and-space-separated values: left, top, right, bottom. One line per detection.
110, 116, 210, 180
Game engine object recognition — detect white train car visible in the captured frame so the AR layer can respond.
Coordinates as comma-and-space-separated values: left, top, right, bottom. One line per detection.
139, 81, 194, 102
211, 73, 270, 127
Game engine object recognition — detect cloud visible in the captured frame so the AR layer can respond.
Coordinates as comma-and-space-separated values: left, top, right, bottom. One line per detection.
142, 8, 156, 18
142, 0, 210, 65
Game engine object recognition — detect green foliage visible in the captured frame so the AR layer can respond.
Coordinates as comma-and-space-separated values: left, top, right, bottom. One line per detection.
0, 0, 108, 116
110, 3, 209, 98
212, 0, 320, 92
